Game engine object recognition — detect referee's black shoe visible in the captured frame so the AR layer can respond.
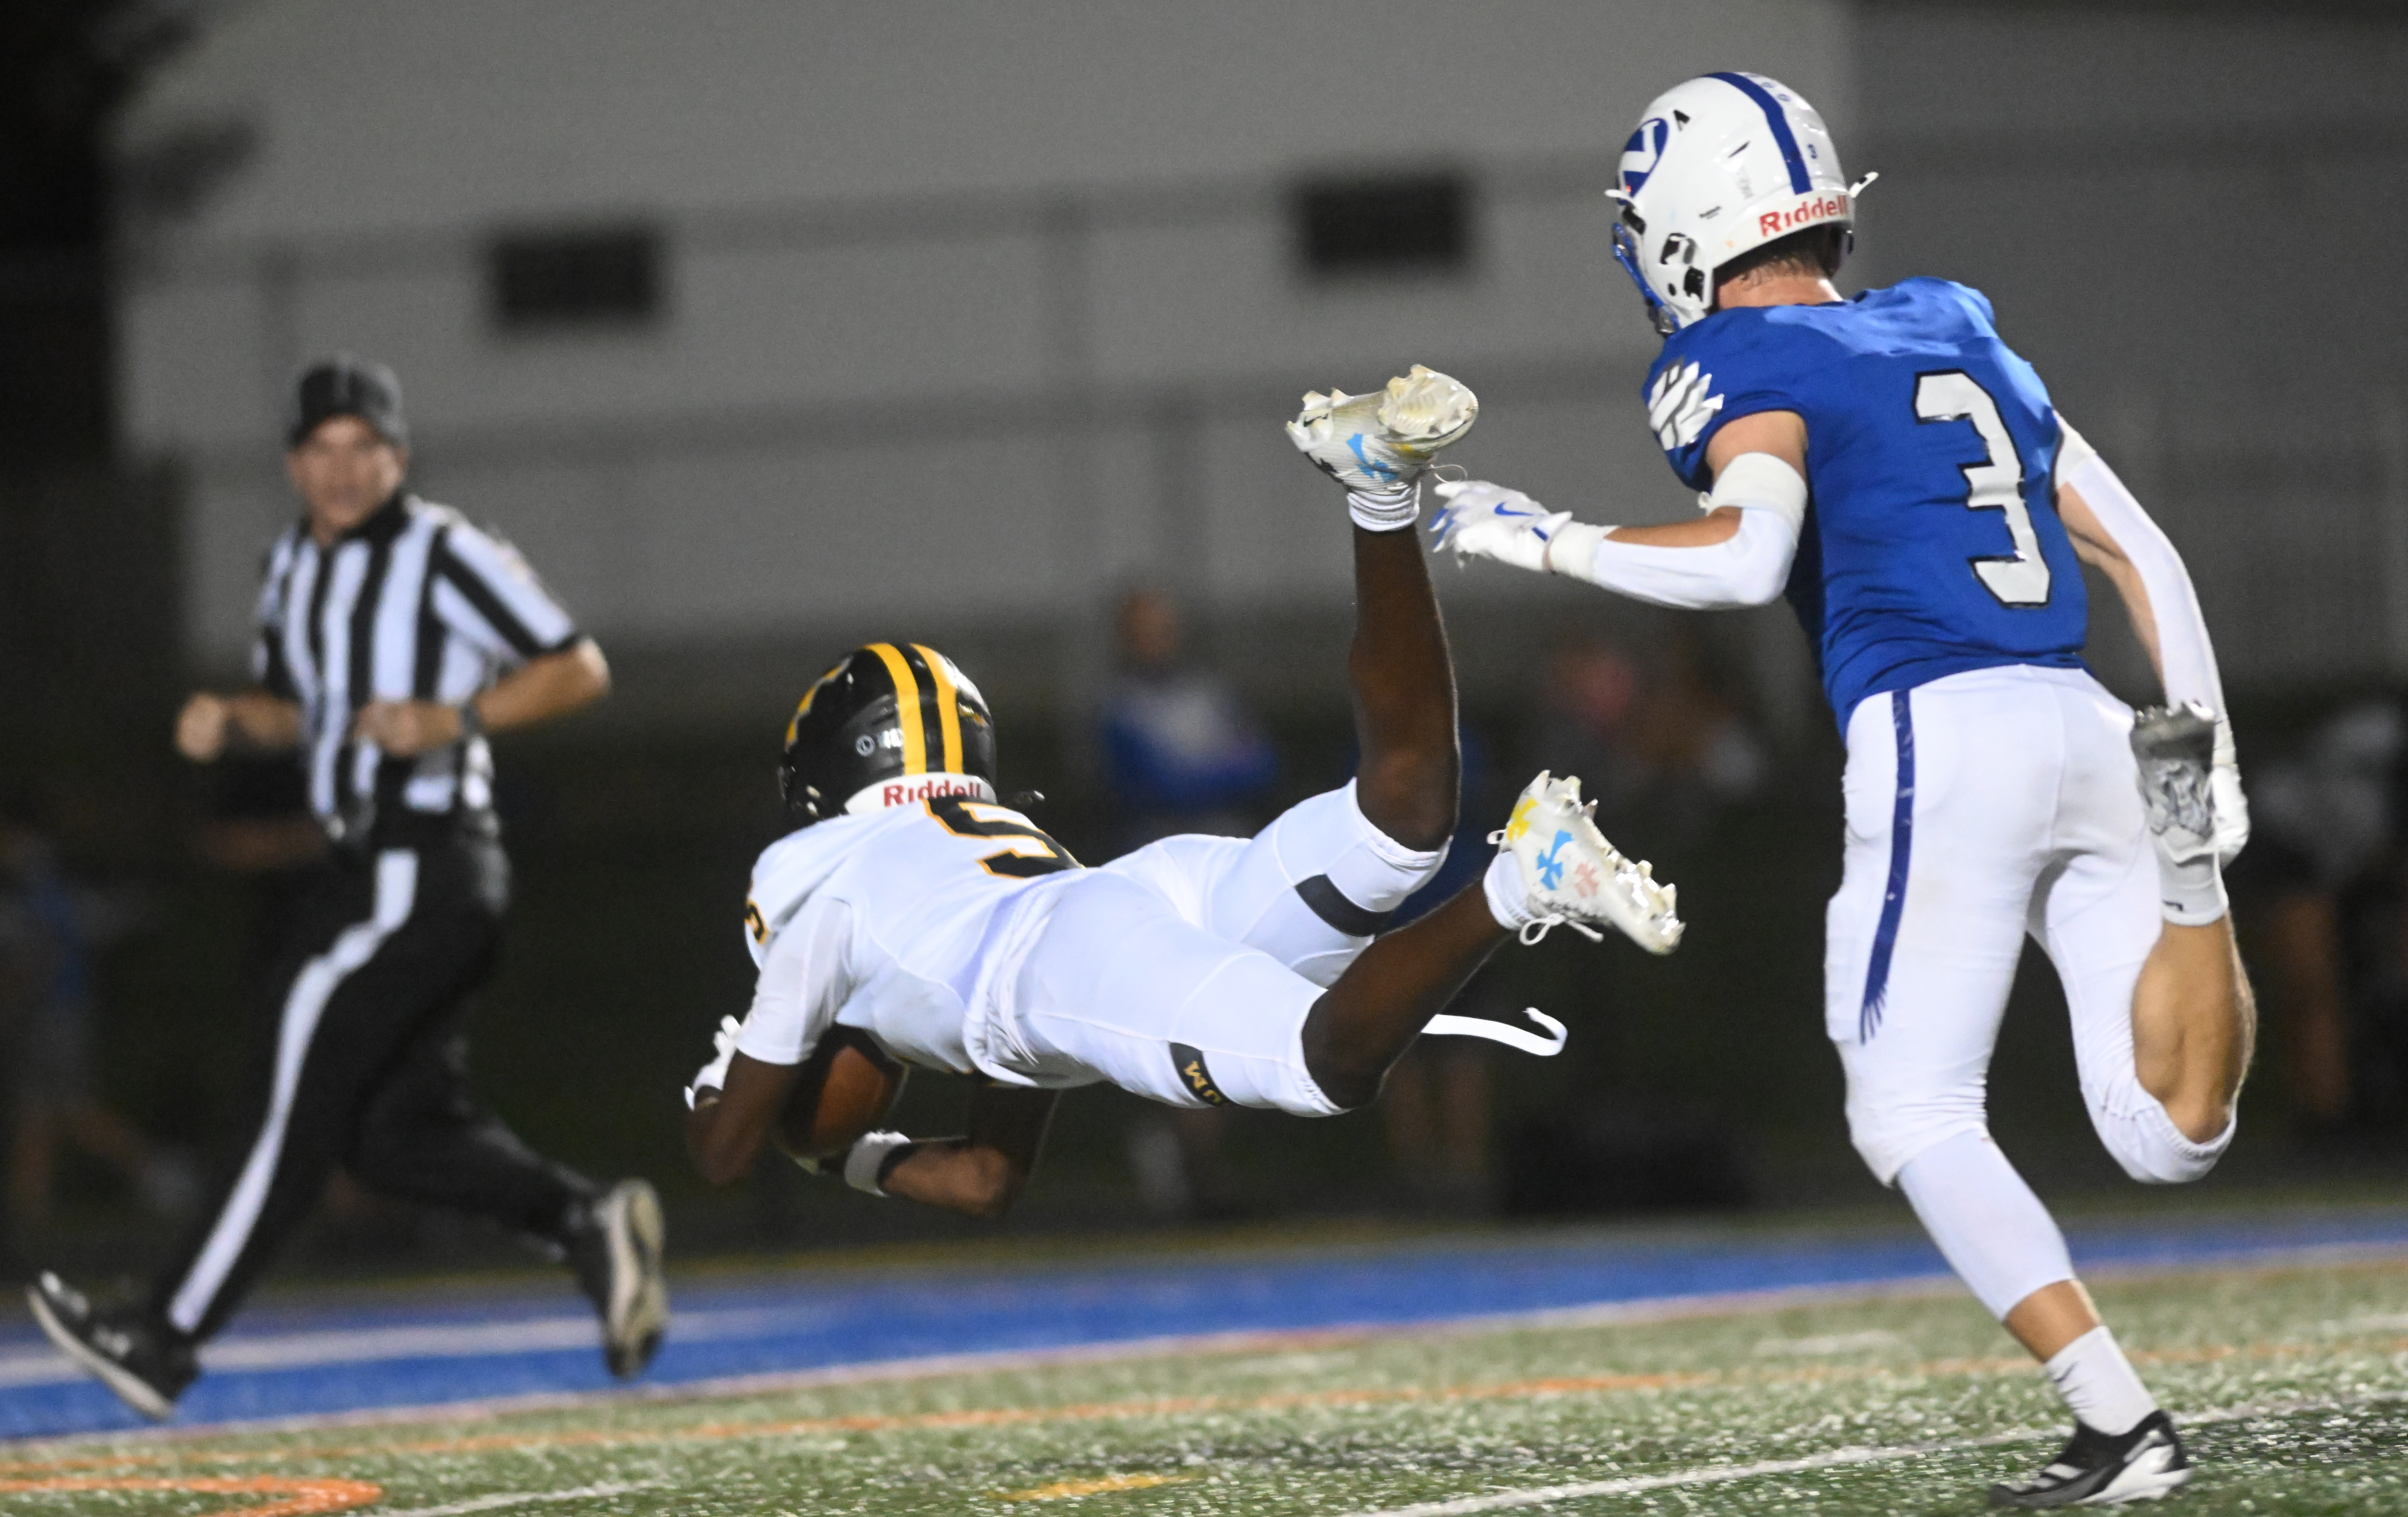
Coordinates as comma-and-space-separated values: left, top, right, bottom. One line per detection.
1989, 1411, 2193, 1507
26, 1272, 196, 1421
567, 1179, 668, 1379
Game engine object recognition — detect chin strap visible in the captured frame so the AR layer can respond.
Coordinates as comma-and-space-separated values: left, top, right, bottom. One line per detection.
1609, 216, 1679, 337
1420, 1007, 1569, 1057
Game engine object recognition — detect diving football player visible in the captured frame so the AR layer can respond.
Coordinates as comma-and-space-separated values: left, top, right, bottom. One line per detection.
683, 368, 1680, 1231
1433, 73, 2252, 1508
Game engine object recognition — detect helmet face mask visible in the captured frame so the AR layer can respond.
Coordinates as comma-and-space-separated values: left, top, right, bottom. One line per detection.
778, 643, 999, 824
1609, 71, 1859, 334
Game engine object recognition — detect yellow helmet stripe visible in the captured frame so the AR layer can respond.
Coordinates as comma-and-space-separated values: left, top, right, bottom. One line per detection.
863, 643, 927, 775
785, 660, 848, 747
912, 643, 964, 775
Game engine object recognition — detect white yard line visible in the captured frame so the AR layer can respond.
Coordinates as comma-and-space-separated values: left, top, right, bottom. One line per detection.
371, 1480, 663, 1516
1332, 1390, 2408, 1516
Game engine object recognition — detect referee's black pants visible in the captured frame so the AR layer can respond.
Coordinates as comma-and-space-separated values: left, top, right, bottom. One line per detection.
149, 830, 597, 1343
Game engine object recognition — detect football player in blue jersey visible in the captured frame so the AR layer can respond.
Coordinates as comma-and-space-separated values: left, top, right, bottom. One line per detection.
1435, 72, 2252, 1508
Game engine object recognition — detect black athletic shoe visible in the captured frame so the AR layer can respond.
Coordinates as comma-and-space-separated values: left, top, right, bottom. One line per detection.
25, 1272, 196, 1422
1990, 1410, 2193, 1507
567, 1179, 668, 1379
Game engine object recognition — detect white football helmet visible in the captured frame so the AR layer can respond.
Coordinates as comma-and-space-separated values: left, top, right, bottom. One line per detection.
1609, 72, 1866, 335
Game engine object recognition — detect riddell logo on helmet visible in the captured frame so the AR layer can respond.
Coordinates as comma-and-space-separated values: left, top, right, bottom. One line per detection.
882, 776, 982, 807
1758, 194, 1846, 238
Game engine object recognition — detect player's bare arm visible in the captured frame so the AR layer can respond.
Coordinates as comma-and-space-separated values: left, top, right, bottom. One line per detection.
1346, 520, 1459, 855
1591, 409, 1812, 550
689, 1052, 1054, 1221
353, 637, 611, 757
874, 1083, 1059, 1220
1431, 408, 1807, 608
176, 690, 303, 761
2055, 486, 2166, 674
684, 1050, 796, 1187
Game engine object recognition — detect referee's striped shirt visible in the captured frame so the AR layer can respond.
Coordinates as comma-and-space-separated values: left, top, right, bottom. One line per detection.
251, 491, 580, 834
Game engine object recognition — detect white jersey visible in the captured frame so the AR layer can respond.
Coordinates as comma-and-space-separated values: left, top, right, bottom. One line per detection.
729, 780, 1450, 1115
734, 796, 1081, 1081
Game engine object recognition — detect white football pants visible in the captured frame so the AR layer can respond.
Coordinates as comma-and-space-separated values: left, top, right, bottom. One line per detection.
998, 781, 1445, 1116
1828, 664, 2234, 1189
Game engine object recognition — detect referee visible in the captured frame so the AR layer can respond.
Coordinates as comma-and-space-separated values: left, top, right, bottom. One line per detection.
27, 358, 668, 1418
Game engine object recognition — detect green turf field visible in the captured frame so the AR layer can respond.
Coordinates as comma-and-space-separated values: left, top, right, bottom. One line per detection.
7, 1255, 2406, 1516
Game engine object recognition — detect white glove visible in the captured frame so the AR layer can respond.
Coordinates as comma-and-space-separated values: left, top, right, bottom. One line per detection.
1430, 479, 1598, 574
2212, 716, 2249, 864
684, 1015, 741, 1110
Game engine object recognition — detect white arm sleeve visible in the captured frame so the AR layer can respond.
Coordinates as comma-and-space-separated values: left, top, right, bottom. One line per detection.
1551, 452, 1806, 610
2056, 421, 2226, 718
733, 892, 854, 1066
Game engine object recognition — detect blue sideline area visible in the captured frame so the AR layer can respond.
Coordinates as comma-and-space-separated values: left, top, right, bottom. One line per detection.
5, 1210, 2404, 1441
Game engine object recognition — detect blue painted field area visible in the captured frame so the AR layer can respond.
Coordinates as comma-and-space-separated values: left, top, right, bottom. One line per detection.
5, 1209, 2404, 1442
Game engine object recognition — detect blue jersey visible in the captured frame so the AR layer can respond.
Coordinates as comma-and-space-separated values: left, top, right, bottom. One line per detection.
1644, 278, 2087, 726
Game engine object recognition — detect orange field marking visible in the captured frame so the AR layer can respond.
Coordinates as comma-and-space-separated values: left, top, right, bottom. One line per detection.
0, 1474, 382, 1516
9, 1323, 2404, 1483
1000, 1472, 1194, 1501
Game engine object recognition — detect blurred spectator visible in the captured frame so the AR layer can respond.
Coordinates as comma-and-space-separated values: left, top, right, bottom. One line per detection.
1379, 724, 1508, 1215
2246, 699, 2408, 1135
1100, 587, 1278, 852
0, 802, 196, 1232
1100, 587, 1277, 1219
1527, 624, 1767, 859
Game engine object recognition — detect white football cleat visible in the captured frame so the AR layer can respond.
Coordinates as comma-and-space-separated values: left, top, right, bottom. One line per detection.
1286, 364, 1478, 493
1489, 771, 1683, 954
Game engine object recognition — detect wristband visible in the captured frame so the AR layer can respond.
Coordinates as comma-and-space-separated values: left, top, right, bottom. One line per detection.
843, 1130, 911, 1196
1347, 481, 1420, 532
455, 699, 486, 741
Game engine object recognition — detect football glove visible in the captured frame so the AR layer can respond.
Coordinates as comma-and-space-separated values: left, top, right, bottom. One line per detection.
1430, 479, 1596, 574
684, 1015, 741, 1109
2212, 715, 2249, 864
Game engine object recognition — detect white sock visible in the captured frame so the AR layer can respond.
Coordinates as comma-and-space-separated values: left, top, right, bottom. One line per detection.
2154, 847, 2228, 927
1482, 849, 1536, 932
1896, 1130, 2076, 1319
2045, 1326, 2157, 1436
1347, 480, 1419, 532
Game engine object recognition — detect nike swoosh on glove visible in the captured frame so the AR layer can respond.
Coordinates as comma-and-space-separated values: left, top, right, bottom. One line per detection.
1430, 479, 1571, 574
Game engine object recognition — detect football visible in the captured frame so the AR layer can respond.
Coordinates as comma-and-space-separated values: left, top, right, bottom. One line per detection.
771, 1028, 907, 1163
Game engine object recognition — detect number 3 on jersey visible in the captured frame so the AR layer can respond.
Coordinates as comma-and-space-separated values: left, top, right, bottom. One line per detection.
1914, 370, 2051, 607
927, 796, 1081, 878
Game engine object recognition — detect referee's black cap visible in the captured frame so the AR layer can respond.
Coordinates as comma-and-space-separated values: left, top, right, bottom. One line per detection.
288, 355, 407, 449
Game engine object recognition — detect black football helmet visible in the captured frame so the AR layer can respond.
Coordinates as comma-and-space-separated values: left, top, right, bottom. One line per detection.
778, 643, 999, 823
